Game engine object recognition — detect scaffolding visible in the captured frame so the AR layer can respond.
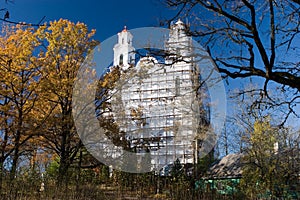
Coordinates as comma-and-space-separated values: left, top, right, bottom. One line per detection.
101, 20, 209, 171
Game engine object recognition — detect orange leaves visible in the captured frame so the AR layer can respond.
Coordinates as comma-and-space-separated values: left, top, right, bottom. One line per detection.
40, 19, 95, 54
99, 66, 121, 89
37, 19, 97, 102
0, 24, 43, 174
0, 19, 98, 180
0, 24, 40, 102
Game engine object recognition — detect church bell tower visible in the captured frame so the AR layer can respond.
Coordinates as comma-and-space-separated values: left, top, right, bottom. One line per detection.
113, 26, 135, 70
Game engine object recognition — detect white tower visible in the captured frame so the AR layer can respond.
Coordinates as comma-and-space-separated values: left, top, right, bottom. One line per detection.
113, 26, 135, 70
166, 19, 192, 65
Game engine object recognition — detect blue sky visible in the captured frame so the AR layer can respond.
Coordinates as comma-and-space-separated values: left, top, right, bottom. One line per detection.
3, 0, 174, 41
2, 1, 299, 155
1, 0, 234, 123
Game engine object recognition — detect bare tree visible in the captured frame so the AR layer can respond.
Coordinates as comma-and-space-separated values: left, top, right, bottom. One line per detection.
0, 0, 47, 26
163, 0, 300, 125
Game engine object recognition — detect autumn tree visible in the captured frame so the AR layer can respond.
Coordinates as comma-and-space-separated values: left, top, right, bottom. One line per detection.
36, 19, 97, 186
240, 119, 299, 198
0, 24, 43, 186
163, 0, 300, 125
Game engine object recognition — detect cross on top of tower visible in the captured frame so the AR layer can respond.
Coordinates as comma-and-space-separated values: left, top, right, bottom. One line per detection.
175, 19, 183, 25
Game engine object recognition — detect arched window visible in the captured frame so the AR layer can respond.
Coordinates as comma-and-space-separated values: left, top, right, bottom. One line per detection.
119, 54, 123, 65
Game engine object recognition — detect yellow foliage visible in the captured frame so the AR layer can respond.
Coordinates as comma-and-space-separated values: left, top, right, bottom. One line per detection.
0, 19, 98, 176
37, 19, 96, 103
241, 119, 284, 198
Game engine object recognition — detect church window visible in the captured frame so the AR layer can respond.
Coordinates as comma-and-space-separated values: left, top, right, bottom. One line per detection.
119, 54, 123, 65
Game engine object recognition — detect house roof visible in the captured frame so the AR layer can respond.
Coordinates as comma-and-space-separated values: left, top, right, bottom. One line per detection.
206, 153, 243, 179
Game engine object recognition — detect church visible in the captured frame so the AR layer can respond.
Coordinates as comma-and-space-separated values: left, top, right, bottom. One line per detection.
104, 19, 209, 172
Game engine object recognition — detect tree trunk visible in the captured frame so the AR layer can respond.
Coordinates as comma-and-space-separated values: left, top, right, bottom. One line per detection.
10, 130, 21, 181
10, 108, 23, 181
57, 143, 69, 187
0, 160, 3, 193
76, 148, 83, 191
